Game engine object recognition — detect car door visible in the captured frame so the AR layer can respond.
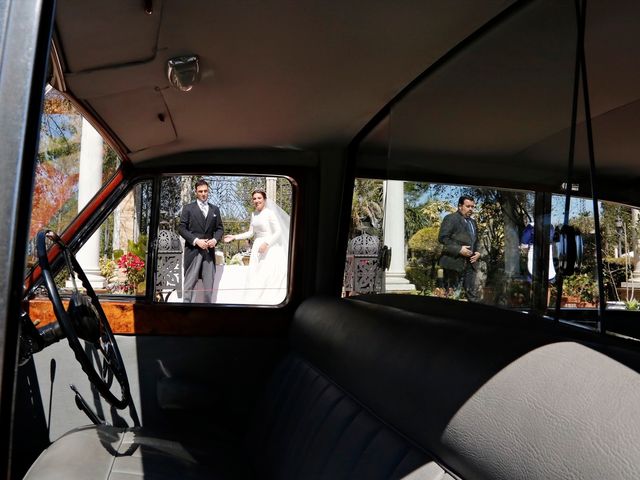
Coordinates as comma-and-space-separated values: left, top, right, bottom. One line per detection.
0, 0, 55, 476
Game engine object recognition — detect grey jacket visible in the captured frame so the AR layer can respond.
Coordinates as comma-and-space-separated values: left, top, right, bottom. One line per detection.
438, 211, 478, 272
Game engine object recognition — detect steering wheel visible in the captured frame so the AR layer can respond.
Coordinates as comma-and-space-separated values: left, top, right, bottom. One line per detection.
36, 230, 131, 409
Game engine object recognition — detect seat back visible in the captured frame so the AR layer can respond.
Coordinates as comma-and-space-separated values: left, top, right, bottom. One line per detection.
270, 295, 640, 480
247, 354, 442, 479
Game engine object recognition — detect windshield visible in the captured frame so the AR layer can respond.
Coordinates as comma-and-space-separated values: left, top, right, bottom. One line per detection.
26, 87, 121, 270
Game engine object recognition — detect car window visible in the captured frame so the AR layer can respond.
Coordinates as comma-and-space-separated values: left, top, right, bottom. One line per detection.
344, 178, 535, 310
155, 174, 292, 305
26, 87, 121, 272
29, 180, 152, 300
345, 177, 640, 324
97, 181, 152, 297
549, 194, 640, 313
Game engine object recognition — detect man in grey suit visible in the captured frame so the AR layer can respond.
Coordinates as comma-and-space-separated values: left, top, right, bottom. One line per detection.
179, 179, 224, 303
438, 195, 481, 301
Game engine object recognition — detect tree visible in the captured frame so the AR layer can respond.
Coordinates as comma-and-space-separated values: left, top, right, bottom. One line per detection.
421, 199, 454, 225
351, 178, 384, 237
500, 192, 524, 278
404, 182, 430, 205
30, 162, 79, 237
466, 188, 531, 278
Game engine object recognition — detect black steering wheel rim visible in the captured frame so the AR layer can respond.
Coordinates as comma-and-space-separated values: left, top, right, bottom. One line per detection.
36, 230, 131, 409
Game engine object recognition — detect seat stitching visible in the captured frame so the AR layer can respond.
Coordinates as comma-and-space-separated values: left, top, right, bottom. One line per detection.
246, 356, 299, 449
285, 376, 332, 442
300, 356, 433, 457
384, 445, 411, 479
248, 356, 314, 472
264, 358, 317, 447
270, 366, 323, 445
344, 425, 383, 479
318, 409, 363, 477
290, 394, 347, 477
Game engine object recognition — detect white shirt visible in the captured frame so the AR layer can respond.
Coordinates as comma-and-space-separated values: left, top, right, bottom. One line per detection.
197, 200, 209, 218
194, 201, 213, 246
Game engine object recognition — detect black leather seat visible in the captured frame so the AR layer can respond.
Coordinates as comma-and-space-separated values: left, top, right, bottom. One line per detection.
24, 295, 640, 479
24, 354, 441, 480
23, 424, 250, 480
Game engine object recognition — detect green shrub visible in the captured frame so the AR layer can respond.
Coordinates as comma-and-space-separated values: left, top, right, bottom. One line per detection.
408, 226, 441, 259
563, 274, 598, 303
99, 256, 117, 283
405, 264, 436, 295
127, 234, 148, 259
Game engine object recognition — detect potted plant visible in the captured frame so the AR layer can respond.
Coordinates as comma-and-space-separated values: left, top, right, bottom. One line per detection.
563, 274, 598, 308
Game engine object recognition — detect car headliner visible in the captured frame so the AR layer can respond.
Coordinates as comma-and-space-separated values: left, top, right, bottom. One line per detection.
52, 0, 640, 204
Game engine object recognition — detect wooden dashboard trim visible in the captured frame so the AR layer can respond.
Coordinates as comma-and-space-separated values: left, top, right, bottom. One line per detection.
27, 299, 291, 337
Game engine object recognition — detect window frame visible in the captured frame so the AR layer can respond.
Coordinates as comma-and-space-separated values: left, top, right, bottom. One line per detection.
343, 171, 640, 340
25, 173, 152, 300
150, 173, 297, 307
25, 164, 307, 336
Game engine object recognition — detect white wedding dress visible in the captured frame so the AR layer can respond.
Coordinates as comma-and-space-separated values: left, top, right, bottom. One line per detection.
234, 204, 289, 304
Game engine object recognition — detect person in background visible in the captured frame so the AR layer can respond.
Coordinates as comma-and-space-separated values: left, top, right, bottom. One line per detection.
223, 188, 289, 304
520, 221, 556, 282
438, 195, 481, 300
179, 179, 224, 302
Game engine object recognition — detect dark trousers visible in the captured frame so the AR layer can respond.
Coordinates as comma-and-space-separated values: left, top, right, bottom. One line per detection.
443, 265, 480, 301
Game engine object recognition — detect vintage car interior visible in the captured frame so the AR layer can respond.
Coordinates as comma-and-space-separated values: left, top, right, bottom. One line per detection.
2, 0, 640, 479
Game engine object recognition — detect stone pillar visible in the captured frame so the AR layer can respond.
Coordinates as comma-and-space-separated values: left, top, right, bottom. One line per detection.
632, 208, 640, 281
266, 177, 277, 202
619, 209, 640, 294
623, 208, 640, 289
74, 118, 105, 289
383, 180, 415, 292
112, 190, 139, 252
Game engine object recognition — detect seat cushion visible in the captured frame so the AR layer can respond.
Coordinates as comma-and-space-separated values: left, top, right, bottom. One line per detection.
23, 424, 251, 480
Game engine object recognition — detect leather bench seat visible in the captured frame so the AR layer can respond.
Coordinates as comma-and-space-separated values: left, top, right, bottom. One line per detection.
24, 295, 640, 479
24, 298, 447, 479
24, 356, 444, 480
24, 353, 445, 479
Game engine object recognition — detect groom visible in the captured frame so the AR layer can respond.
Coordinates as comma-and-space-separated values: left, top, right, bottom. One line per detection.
179, 179, 224, 302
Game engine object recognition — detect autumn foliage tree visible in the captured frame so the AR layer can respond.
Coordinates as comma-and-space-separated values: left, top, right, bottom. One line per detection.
30, 162, 79, 237
30, 95, 81, 239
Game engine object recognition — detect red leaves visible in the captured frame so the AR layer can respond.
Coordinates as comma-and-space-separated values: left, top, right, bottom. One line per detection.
30, 162, 79, 237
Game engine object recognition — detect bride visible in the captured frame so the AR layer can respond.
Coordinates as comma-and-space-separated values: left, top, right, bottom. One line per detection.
223, 188, 290, 304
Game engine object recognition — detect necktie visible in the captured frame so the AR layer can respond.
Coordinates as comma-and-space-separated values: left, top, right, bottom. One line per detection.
466, 219, 475, 238
199, 202, 208, 218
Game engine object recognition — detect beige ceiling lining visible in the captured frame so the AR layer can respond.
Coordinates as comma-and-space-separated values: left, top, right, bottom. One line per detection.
55, 0, 164, 73
65, 57, 168, 99
88, 88, 176, 153
123, 0, 517, 163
